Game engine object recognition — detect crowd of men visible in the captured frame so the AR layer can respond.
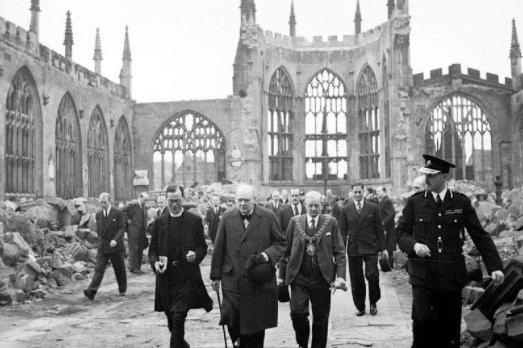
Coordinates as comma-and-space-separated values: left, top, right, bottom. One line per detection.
83, 154, 505, 348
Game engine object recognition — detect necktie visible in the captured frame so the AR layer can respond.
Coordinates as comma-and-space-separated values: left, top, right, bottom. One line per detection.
293, 205, 299, 216
357, 202, 362, 214
436, 194, 443, 208
104, 209, 108, 218
311, 219, 316, 231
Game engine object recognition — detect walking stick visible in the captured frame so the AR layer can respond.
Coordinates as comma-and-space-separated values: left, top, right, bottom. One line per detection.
215, 288, 229, 348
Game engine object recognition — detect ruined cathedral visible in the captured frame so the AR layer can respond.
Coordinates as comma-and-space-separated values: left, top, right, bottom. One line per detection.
1, 0, 523, 201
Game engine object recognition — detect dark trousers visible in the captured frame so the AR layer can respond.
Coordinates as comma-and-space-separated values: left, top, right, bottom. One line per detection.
227, 327, 265, 348
411, 286, 461, 348
290, 282, 331, 348
87, 251, 127, 295
165, 310, 189, 348
384, 226, 396, 267
128, 230, 144, 272
348, 254, 380, 311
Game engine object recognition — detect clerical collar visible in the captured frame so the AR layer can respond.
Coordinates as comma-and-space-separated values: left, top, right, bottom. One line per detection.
170, 208, 184, 218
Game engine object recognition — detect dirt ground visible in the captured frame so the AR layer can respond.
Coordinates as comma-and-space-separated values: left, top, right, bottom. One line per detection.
0, 257, 414, 348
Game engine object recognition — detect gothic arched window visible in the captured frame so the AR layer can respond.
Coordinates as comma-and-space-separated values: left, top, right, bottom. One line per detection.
114, 117, 132, 202
152, 111, 226, 190
56, 93, 82, 198
268, 67, 294, 181
425, 95, 492, 182
87, 106, 109, 197
5, 67, 41, 196
305, 69, 348, 181
357, 65, 380, 179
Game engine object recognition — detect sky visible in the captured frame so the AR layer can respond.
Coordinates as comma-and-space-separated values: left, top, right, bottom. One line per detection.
1, 0, 522, 103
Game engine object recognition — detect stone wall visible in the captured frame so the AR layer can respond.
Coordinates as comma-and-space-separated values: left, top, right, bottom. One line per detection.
0, 16, 133, 199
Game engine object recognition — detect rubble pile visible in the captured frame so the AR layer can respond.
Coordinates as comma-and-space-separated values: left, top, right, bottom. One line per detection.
462, 257, 523, 348
0, 198, 100, 306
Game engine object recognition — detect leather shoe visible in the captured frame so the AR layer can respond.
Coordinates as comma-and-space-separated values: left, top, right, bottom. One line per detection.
83, 289, 94, 300
370, 303, 378, 315
118, 291, 126, 296
356, 308, 365, 316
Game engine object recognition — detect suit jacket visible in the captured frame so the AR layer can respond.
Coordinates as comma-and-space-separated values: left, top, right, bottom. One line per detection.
266, 201, 282, 216
277, 203, 305, 232
148, 210, 212, 312
339, 200, 386, 255
378, 196, 395, 232
210, 205, 286, 335
122, 201, 147, 236
96, 207, 125, 254
206, 205, 226, 243
284, 214, 346, 286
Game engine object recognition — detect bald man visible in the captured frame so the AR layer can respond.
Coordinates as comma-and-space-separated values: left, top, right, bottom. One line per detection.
211, 184, 286, 348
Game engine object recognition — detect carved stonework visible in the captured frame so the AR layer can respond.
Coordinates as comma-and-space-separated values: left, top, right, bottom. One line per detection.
240, 23, 258, 49
393, 14, 411, 35
392, 118, 409, 157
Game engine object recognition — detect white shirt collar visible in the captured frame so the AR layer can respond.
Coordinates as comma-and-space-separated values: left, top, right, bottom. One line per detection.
306, 214, 319, 227
293, 203, 301, 213
103, 206, 112, 215
354, 198, 364, 206
431, 187, 448, 202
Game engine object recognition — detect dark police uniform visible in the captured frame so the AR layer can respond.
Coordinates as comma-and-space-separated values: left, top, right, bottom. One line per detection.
397, 156, 502, 348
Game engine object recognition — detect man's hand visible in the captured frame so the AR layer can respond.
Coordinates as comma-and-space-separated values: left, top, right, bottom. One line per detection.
332, 277, 347, 294
413, 243, 431, 258
491, 270, 504, 286
154, 261, 166, 274
211, 280, 220, 292
379, 250, 389, 260
186, 251, 196, 263
109, 240, 117, 248
277, 278, 284, 286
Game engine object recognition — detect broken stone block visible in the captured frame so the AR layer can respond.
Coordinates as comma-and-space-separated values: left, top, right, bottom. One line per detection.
50, 270, 72, 287
465, 308, 493, 341
507, 312, 523, 341
485, 223, 498, 235
54, 263, 74, 279
8, 232, 33, 256
31, 288, 46, 299
16, 273, 36, 291
86, 231, 98, 245
22, 258, 43, 277
64, 225, 77, 240
0, 285, 13, 306
47, 276, 57, 288
65, 242, 88, 262
72, 273, 85, 281
36, 256, 52, 269
14, 289, 27, 303
493, 303, 513, 335
6, 213, 41, 245
1, 242, 20, 267
515, 217, 523, 231
462, 286, 486, 305
21, 199, 60, 230
76, 228, 91, 240
71, 262, 85, 274
78, 213, 91, 228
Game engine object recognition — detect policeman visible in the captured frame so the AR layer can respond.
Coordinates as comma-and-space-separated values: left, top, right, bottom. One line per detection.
397, 154, 504, 348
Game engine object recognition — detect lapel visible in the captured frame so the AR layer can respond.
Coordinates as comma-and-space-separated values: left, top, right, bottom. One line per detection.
316, 215, 327, 244
241, 206, 262, 242
102, 209, 110, 230
440, 189, 454, 211
230, 209, 245, 238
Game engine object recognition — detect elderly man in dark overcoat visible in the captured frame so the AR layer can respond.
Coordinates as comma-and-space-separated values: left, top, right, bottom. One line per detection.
282, 191, 347, 348
149, 185, 213, 348
211, 184, 286, 348
377, 187, 396, 268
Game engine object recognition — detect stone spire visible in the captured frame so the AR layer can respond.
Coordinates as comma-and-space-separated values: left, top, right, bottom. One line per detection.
93, 28, 103, 75
119, 26, 132, 99
396, 0, 409, 13
510, 19, 521, 59
510, 19, 522, 90
354, 0, 362, 35
63, 11, 73, 60
289, 1, 296, 37
29, 0, 41, 41
387, 0, 395, 19
240, 0, 256, 26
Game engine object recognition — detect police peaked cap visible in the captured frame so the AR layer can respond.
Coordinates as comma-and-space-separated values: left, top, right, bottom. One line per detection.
419, 154, 456, 175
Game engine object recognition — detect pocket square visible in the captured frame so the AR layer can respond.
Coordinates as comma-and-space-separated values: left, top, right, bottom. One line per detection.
112, 219, 116, 222
326, 232, 332, 236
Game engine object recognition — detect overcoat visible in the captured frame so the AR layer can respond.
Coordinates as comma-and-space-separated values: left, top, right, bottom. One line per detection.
277, 203, 305, 232
397, 189, 502, 291
210, 205, 285, 335
339, 200, 386, 255
284, 214, 346, 286
149, 210, 212, 312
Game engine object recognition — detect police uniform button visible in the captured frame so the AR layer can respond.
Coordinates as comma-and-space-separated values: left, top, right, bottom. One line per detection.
454, 219, 458, 223
438, 225, 441, 229
420, 218, 424, 222
438, 213, 442, 217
